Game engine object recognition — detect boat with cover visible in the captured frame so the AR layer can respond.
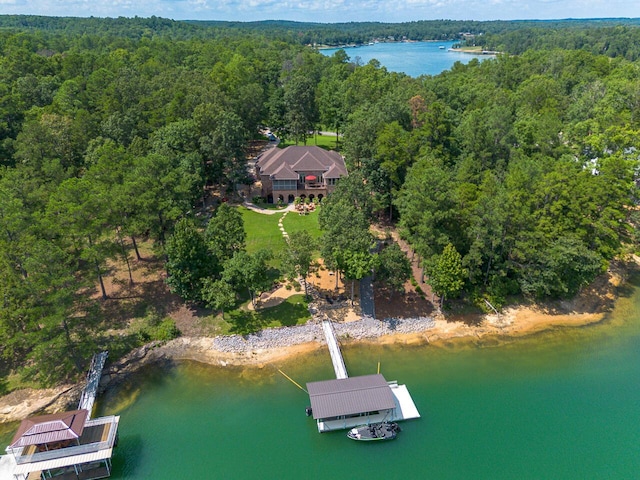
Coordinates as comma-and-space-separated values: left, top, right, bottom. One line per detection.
347, 422, 399, 441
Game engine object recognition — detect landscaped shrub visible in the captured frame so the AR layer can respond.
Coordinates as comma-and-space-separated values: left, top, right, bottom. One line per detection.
134, 308, 181, 342
148, 319, 181, 341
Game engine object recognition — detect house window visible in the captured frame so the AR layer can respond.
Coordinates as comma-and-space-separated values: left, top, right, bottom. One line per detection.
327, 178, 338, 186
273, 180, 297, 190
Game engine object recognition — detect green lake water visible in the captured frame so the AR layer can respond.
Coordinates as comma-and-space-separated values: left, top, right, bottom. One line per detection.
90, 277, 640, 479
3, 279, 640, 478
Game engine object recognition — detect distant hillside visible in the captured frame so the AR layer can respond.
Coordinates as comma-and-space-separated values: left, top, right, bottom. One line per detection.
1, 15, 639, 47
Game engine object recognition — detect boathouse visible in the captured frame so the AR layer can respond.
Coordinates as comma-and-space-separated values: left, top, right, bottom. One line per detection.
306, 374, 420, 432
5, 409, 120, 480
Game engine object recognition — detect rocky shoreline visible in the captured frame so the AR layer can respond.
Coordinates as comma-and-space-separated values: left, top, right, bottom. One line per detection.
0, 314, 438, 424
210, 315, 436, 353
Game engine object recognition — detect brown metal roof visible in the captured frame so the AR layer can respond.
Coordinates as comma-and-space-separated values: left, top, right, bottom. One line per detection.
10, 409, 89, 448
306, 374, 396, 420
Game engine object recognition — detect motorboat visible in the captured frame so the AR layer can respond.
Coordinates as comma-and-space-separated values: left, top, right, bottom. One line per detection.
346, 422, 399, 441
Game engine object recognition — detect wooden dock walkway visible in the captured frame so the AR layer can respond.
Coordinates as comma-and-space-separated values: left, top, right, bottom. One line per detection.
78, 352, 108, 418
322, 320, 348, 379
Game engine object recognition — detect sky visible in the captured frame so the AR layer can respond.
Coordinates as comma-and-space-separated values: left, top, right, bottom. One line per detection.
0, 0, 639, 24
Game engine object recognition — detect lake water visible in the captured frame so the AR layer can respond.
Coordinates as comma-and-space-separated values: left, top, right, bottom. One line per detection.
79, 275, 640, 479
320, 41, 494, 77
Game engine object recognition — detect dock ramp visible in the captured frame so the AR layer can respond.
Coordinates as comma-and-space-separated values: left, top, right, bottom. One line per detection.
78, 351, 108, 417
322, 320, 348, 379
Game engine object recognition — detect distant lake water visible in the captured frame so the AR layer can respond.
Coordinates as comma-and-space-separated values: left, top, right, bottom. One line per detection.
320, 40, 495, 77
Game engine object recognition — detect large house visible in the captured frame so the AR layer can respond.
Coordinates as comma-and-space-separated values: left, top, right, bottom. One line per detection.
256, 146, 347, 203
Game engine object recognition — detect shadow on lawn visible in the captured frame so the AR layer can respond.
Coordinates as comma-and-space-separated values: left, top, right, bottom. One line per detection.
226, 296, 311, 335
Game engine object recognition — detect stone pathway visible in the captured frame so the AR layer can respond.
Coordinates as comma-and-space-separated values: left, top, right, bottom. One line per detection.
359, 275, 375, 318
278, 210, 289, 241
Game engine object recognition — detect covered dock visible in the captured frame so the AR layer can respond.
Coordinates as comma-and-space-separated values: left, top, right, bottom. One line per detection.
306, 374, 420, 432
309, 318, 421, 432
5, 411, 119, 480
2, 352, 118, 480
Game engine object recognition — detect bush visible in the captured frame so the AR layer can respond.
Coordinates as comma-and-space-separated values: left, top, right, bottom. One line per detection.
134, 308, 181, 342
149, 318, 181, 341
252, 196, 263, 204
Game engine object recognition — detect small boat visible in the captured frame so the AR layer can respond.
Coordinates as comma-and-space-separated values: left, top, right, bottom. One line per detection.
347, 422, 399, 441
439, 45, 446, 49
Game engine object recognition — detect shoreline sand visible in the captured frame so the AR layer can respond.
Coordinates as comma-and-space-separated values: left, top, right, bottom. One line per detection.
0, 304, 608, 425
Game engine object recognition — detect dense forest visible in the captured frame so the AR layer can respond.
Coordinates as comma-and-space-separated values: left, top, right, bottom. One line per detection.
1, 15, 639, 386
474, 24, 640, 61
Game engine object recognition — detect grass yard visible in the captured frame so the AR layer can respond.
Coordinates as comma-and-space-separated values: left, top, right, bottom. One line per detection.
239, 206, 286, 255
280, 132, 340, 150
282, 208, 322, 240
212, 294, 311, 335
240, 205, 322, 257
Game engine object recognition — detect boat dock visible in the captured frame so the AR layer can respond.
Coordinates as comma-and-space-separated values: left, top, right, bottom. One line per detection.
2, 352, 119, 480
77, 351, 108, 418
322, 320, 348, 379
309, 319, 421, 432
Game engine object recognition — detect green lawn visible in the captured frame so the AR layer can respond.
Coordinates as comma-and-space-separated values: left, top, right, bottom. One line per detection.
240, 206, 286, 255
219, 294, 311, 335
240, 205, 322, 258
282, 208, 322, 240
280, 132, 340, 150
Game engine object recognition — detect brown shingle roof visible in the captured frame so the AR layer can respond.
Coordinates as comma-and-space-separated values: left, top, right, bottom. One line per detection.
291, 151, 330, 172
323, 164, 343, 179
306, 374, 396, 420
257, 146, 347, 179
271, 163, 299, 180
10, 409, 89, 448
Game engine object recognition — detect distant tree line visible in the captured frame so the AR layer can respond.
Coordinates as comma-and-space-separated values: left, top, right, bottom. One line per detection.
473, 24, 640, 61
3, 15, 640, 47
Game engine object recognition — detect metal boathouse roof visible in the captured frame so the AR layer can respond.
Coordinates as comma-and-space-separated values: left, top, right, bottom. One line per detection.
10, 409, 89, 448
306, 374, 396, 420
